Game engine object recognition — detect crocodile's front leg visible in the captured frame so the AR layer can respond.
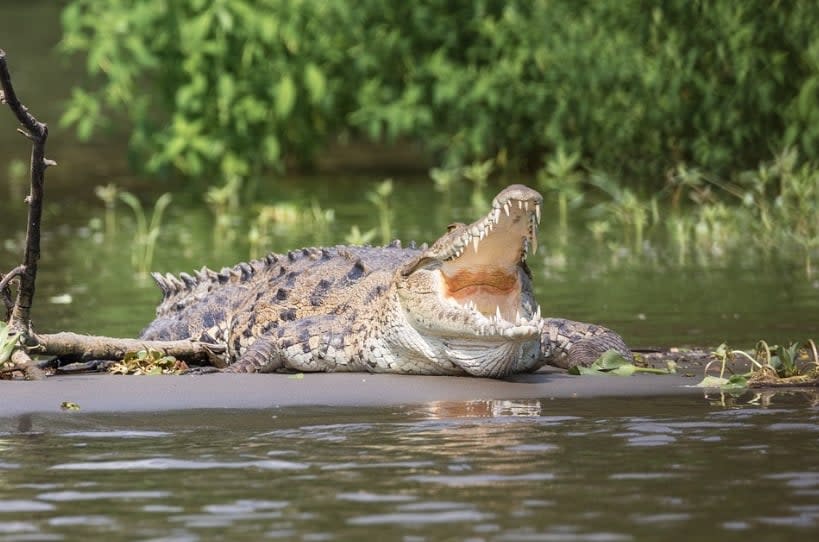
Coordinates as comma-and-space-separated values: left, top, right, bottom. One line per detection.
223, 315, 353, 374
223, 336, 284, 373
539, 318, 632, 369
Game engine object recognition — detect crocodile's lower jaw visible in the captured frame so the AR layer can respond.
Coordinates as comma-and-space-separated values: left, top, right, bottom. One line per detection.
445, 338, 540, 377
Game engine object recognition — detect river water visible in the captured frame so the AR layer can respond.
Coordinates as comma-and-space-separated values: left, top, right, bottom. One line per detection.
1, 394, 818, 540
2, 3, 819, 540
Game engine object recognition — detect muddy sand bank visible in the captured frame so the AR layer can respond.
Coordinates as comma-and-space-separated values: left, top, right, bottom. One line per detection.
0, 370, 704, 417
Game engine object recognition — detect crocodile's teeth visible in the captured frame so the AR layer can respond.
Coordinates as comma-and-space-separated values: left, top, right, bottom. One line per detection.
473, 236, 480, 253
535, 304, 542, 320
524, 201, 529, 211
535, 203, 542, 224
495, 306, 503, 322
515, 310, 522, 325
518, 200, 523, 210
504, 202, 511, 216
531, 227, 538, 255
479, 229, 486, 241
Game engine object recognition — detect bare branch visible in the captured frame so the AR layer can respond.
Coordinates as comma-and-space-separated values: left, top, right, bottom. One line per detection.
0, 49, 49, 334
34, 332, 227, 367
9, 349, 45, 380
0, 265, 25, 293
0, 265, 25, 321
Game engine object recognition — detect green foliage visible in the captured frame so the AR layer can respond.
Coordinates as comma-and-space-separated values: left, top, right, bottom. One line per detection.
60, 0, 819, 183
698, 340, 819, 389
365, 179, 395, 245
568, 349, 676, 376
0, 321, 21, 367
537, 148, 583, 235
247, 201, 335, 258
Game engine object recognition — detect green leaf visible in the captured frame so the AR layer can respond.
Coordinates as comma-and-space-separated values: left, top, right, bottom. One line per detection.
695, 374, 749, 390
568, 349, 675, 376
263, 136, 281, 163
304, 63, 326, 104
275, 75, 297, 119
0, 322, 20, 365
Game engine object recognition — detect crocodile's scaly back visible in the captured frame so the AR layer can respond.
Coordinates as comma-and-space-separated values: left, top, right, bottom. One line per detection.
141, 243, 424, 368
140, 185, 632, 376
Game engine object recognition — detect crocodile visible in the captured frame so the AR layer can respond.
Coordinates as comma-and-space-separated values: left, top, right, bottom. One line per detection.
139, 185, 632, 377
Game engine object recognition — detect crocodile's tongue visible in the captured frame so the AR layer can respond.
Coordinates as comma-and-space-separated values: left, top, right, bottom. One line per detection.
440, 212, 528, 320
442, 266, 520, 320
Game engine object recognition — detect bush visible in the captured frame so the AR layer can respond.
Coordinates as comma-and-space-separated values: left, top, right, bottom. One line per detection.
61, 0, 819, 184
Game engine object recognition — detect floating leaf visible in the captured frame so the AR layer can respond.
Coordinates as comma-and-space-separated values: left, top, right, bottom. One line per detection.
569, 349, 675, 376
695, 374, 748, 390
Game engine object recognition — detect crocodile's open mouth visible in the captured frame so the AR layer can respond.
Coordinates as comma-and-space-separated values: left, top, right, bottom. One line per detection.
398, 185, 544, 343
439, 187, 542, 330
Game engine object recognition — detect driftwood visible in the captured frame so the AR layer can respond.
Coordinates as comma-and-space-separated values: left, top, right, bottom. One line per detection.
0, 49, 223, 378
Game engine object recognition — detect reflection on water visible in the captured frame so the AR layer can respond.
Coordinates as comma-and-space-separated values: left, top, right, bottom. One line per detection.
0, 394, 817, 541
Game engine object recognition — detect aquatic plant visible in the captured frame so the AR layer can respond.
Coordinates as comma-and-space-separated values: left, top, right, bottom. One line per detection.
429, 166, 460, 199
205, 176, 242, 248
118, 191, 173, 276
588, 173, 652, 254
247, 200, 335, 258
344, 225, 377, 246
365, 179, 394, 245
462, 159, 493, 210
94, 183, 120, 237
537, 148, 583, 236
698, 340, 819, 390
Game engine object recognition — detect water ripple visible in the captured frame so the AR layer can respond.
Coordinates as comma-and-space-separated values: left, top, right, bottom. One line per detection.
348, 509, 492, 525
50, 458, 308, 471
335, 492, 416, 503
59, 430, 172, 438
0, 500, 55, 512
407, 472, 555, 486
38, 490, 169, 501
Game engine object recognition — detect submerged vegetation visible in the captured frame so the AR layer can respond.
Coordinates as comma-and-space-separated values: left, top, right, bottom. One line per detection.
95, 189, 172, 276
698, 340, 819, 390
87, 147, 819, 281
535, 148, 819, 276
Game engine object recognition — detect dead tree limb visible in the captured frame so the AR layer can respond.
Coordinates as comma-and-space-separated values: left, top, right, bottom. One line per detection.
0, 267, 20, 320
0, 49, 52, 339
34, 332, 227, 367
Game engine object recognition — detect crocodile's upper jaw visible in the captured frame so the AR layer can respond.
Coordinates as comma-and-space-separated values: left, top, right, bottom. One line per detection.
396, 185, 544, 375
